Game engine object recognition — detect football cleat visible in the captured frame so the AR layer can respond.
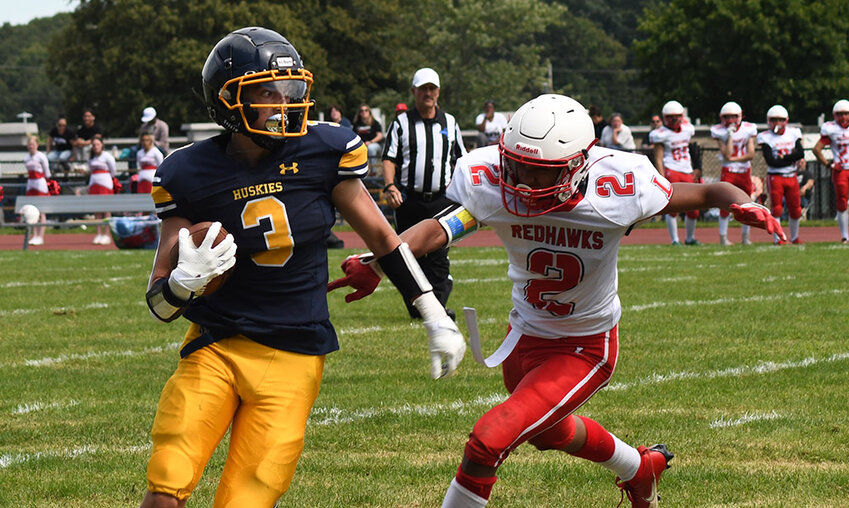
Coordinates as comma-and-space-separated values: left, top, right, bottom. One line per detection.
617, 444, 674, 508
671, 241, 681, 246
719, 235, 733, 246
684, 238, 701, 246
791, 239, 804, 245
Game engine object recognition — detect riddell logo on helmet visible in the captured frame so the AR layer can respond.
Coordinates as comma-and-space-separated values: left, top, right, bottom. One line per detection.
514, 143, 540, 155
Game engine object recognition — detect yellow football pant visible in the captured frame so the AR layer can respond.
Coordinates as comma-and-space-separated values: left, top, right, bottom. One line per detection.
146, 324, 325, 507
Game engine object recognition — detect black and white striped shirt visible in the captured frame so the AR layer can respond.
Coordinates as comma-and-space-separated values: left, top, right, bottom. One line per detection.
383, 107, 467, 194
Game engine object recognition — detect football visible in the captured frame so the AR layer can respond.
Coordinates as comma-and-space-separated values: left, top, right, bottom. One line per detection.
169, 222, 235, 295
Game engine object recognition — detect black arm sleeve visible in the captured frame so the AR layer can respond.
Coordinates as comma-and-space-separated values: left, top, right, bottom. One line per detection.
761, 142, 798, 168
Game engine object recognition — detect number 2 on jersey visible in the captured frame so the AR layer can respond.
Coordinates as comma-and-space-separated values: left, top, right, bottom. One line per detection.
241, 196, 294, 267
524, 248, 583, 316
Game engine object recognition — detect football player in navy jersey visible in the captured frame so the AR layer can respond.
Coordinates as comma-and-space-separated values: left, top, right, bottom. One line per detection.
141, 27, 465, 508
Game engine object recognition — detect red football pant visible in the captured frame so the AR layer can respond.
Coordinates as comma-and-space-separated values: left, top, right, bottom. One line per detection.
135, 179, 153, 195
463, 327, 618, 468
719, 168, 753, 218
832, 168, 849, 212
664, 169, 699, 219
767, 174, 802, 219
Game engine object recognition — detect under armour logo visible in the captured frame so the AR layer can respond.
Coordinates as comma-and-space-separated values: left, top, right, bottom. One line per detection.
279, 162, 299, 175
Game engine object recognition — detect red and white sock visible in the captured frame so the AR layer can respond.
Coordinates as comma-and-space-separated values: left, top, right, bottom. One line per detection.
569, 416, 641, 481
442, 470, 495, 508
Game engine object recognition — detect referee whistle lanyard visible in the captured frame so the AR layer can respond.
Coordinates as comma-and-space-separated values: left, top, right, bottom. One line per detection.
463, 307, 521, 368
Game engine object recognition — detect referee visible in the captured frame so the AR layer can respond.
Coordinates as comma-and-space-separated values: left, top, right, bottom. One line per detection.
382, 67, 467, 319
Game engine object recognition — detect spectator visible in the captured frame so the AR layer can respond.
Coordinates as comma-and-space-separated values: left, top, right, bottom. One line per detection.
474, 99, 508, 148
136, 133, 163, 194
328, 104, 351, 128
86, 136, 117, 245
797, 168, 815, 218
588, 104, 606, 139
73, 109, 103, 164
641, 114, 662, 149
812, 99, 849, 243
650, 100, 700, 245
352, 103, 384, 173
139, 106, 170, 154
330, 93, 785, 508
140, 27, 462, 507
23, 136, 50, 246
46, 115, 77, 172
599, 112, 636, 151
382, 67, 467, 319
757, 104, 805, 244
710, 101, 758, 245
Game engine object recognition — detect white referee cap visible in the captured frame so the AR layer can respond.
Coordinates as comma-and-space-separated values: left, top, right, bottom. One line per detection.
412, 68, 440, 88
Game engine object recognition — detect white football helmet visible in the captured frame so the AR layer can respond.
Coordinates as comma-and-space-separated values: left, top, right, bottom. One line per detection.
719, 101, 742, 129
19, 204, 40, 225
766, 105, 789, 134
833, 99, 849, 128
662, 100, 685, 130
662, 100, 685, 116
498, 94, 596, 217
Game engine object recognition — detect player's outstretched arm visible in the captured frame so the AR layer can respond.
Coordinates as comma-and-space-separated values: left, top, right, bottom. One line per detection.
331, 179, 464, 379
663, 182, 786, 240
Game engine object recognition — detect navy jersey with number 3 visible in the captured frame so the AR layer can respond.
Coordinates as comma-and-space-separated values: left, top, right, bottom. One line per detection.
152, 123, 368, 355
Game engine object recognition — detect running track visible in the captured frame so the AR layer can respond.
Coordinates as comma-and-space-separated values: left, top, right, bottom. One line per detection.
0, 226, 842, 251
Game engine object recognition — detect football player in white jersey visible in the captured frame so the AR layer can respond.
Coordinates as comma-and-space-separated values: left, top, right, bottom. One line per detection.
329, 94, 784, 508
812, 99, 849, 243
757, 105, 805, 244
710, 101, 758, 245
649, 100, 700, 245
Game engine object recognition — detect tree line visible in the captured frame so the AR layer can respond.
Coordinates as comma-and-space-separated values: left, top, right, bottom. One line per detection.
1, 0, 847, 138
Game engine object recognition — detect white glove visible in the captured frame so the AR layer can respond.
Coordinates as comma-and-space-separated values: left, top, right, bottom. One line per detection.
423, 316, 467, 379
168, 222, 237, 299
413, 292, 466, 379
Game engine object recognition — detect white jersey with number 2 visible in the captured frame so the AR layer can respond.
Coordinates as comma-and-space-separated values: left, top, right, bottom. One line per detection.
446, 145, 672, 338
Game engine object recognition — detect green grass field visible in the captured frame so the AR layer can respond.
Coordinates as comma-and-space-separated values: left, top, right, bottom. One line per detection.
1, 243, 848, 507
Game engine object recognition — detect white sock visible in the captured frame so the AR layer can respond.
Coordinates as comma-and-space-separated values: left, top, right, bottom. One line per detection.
718, 215, 730, 236
685, 217, 697, 242
741, 224, 750, 237
598, 435, 641, 482
838, 210, 849, 240
789, 217, 800, 241
665, 215, 679, 242
774, 231, 782, 243
442, 478, 488, 508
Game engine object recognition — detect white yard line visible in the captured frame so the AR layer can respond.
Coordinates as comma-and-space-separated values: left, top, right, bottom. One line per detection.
15, 342, 180, 368
0, 444, 150, 469
709, 410, 781, 429
626, 288, 849, 312
0, 276, 137, 288
606, 351, 849, 391
11, 400, 79, 415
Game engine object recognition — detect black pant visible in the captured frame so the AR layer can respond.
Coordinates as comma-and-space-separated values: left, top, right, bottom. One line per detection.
394, 192, 453, 317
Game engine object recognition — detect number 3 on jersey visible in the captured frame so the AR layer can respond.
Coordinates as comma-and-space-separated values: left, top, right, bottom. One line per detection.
241, 196, 294, 267
524, 248, 583, 316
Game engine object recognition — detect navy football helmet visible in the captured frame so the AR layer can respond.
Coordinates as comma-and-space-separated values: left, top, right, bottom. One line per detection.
202, 27, 314, 148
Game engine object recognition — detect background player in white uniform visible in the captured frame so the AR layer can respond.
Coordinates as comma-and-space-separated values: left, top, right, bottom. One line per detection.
330, 94, 783, 508
710, 101, 758, 245
757, 105, 805, 244
86, 136, 117, 244
23, 135, 50, 245
813, 99, 849, 243
136, 132, 164, 194
649, 100, 700, 245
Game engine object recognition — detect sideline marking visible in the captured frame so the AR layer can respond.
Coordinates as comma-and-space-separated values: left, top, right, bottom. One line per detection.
15, 343, 180, 368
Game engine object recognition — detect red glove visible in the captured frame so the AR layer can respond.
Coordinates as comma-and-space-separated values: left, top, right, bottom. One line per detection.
327, 254, 382, 302
730, 203, 787, 241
